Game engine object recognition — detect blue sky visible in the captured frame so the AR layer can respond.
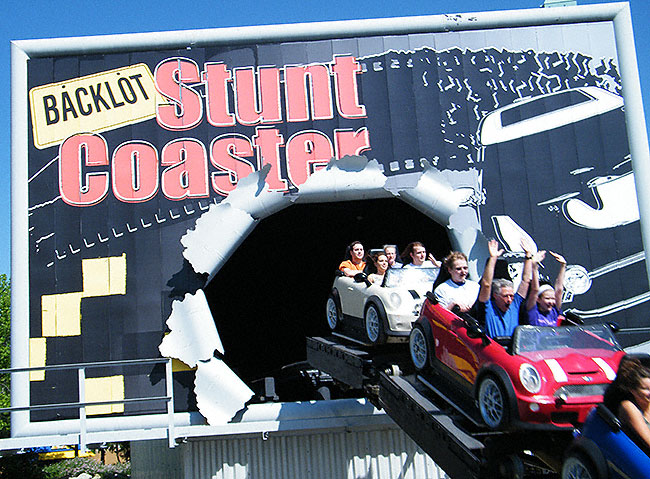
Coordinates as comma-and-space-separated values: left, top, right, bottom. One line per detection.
2, 0, 649, 277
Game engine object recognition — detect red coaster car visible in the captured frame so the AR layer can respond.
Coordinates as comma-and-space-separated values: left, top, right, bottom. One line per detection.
409, 300, 625, 430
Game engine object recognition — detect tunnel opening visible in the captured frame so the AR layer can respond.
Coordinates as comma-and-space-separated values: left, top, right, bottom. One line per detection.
204, 197, 452, 387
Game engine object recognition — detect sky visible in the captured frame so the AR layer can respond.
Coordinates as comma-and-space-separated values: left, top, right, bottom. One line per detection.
1, 0, 649, 277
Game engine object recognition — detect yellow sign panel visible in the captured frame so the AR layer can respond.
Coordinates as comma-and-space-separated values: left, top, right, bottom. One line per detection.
85, 375, 125, 415
29, 64, 159, 149
29, 338, 46, 381
34, 254, 128, 381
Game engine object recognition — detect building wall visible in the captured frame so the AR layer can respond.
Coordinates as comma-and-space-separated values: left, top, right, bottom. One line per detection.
186, 427, 447, 479
131, 439, 183, 479
132, 425, 448, 479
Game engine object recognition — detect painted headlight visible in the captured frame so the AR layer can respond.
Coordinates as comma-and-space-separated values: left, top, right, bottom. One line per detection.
519, 363, 541, 394
390, 292, 402, 309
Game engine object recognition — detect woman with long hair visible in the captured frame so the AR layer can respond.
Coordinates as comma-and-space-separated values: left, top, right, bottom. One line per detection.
400, 242, 441, 268
604, 356, 650, 455
368, 252, 389, 284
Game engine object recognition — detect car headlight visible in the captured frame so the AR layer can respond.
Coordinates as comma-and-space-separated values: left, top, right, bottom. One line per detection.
519, 363, 541, 394
389, 292, 402, 309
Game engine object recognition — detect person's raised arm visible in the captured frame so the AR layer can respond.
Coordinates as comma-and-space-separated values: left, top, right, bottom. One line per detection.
427, 253, 442, 268
516, 239, 536, 298
478, 240, 502, 303
525, 250, 546, 311
549, 251, 567, 310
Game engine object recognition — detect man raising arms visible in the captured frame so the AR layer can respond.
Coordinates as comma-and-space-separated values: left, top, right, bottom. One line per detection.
477, 239, 538, 337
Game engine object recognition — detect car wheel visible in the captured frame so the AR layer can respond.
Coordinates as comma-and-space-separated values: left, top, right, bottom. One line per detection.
409, 324, 430, 372
365, 303, 386, 344
561, 452, 599, 479
497, 454, 524, 479
326, 292, 341, 331
477, 376, 509, 429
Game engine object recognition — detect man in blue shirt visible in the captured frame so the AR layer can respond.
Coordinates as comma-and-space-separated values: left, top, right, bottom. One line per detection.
477, 239, 535, 337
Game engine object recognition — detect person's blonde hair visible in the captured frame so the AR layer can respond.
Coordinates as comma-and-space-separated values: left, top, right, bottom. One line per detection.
443, 251, 468, 271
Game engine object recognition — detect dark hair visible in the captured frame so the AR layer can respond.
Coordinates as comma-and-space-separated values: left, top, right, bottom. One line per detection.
617, 356, 650, 393
367, 252, 389, 274
343, 241, 364, 261
400, 242, 425, 264
603, 356, 650, 412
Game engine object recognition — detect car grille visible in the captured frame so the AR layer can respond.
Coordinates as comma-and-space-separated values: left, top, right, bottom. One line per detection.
550, 411, 579, 425
554, 383, 607, 398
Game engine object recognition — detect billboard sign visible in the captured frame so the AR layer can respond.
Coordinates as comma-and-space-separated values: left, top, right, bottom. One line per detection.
11, 3, 650, 439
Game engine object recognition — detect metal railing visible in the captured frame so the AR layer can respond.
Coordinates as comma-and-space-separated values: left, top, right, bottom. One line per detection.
0, 357, 176, 450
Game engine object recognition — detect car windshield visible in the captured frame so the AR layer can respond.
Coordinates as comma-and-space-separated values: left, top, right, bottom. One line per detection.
383, 267, 439, 288
512, 324, 621, 360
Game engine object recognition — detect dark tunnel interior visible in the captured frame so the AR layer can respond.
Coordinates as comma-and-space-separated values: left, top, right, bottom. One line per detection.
204, 197, 452, 384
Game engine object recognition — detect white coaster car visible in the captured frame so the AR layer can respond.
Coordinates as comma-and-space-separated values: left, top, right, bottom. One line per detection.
326, 267, 439, 345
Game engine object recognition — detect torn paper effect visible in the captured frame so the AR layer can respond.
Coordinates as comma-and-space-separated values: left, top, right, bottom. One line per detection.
194, 357, 254, 425
449, 226, 486, 280
293, 156, 392, 203
383, 172, 422, 193
177, 157, 492, 425
159, 289, 223, 367
444, 168, 483, 233
224, 164, 293, 220
181, 202, 257, 278
398, 163, 460, 226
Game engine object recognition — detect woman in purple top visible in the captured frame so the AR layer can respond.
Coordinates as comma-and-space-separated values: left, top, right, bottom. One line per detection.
526, 251, 567, 327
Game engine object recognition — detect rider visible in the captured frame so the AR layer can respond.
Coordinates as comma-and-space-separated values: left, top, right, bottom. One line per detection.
383, 244, 402, 267
525, 251, 567, 327
477, 239, 537, 337
401, 242, 441, 269
434, 251, 479, 313
338, 241, 366, 277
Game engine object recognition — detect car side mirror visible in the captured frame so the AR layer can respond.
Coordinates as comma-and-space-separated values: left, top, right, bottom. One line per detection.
465, 319, 490, 346
466, 327, 481, 339
563, 311, 584, 325
353, 272, 371, 287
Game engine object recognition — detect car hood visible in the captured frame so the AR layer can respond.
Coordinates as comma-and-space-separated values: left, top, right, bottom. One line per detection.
520, 350, 620, 381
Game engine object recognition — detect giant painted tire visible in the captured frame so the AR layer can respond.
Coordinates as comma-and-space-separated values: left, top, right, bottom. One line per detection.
409, 324, 429, 372
364, 303, 386, 344
326, 291, 342, 331
477, 376, 509, 429
561, 452, 599, 479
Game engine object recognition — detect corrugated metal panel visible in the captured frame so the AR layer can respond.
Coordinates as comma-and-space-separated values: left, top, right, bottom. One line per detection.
131, 439, 183, 479
182, 425, 448, 479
